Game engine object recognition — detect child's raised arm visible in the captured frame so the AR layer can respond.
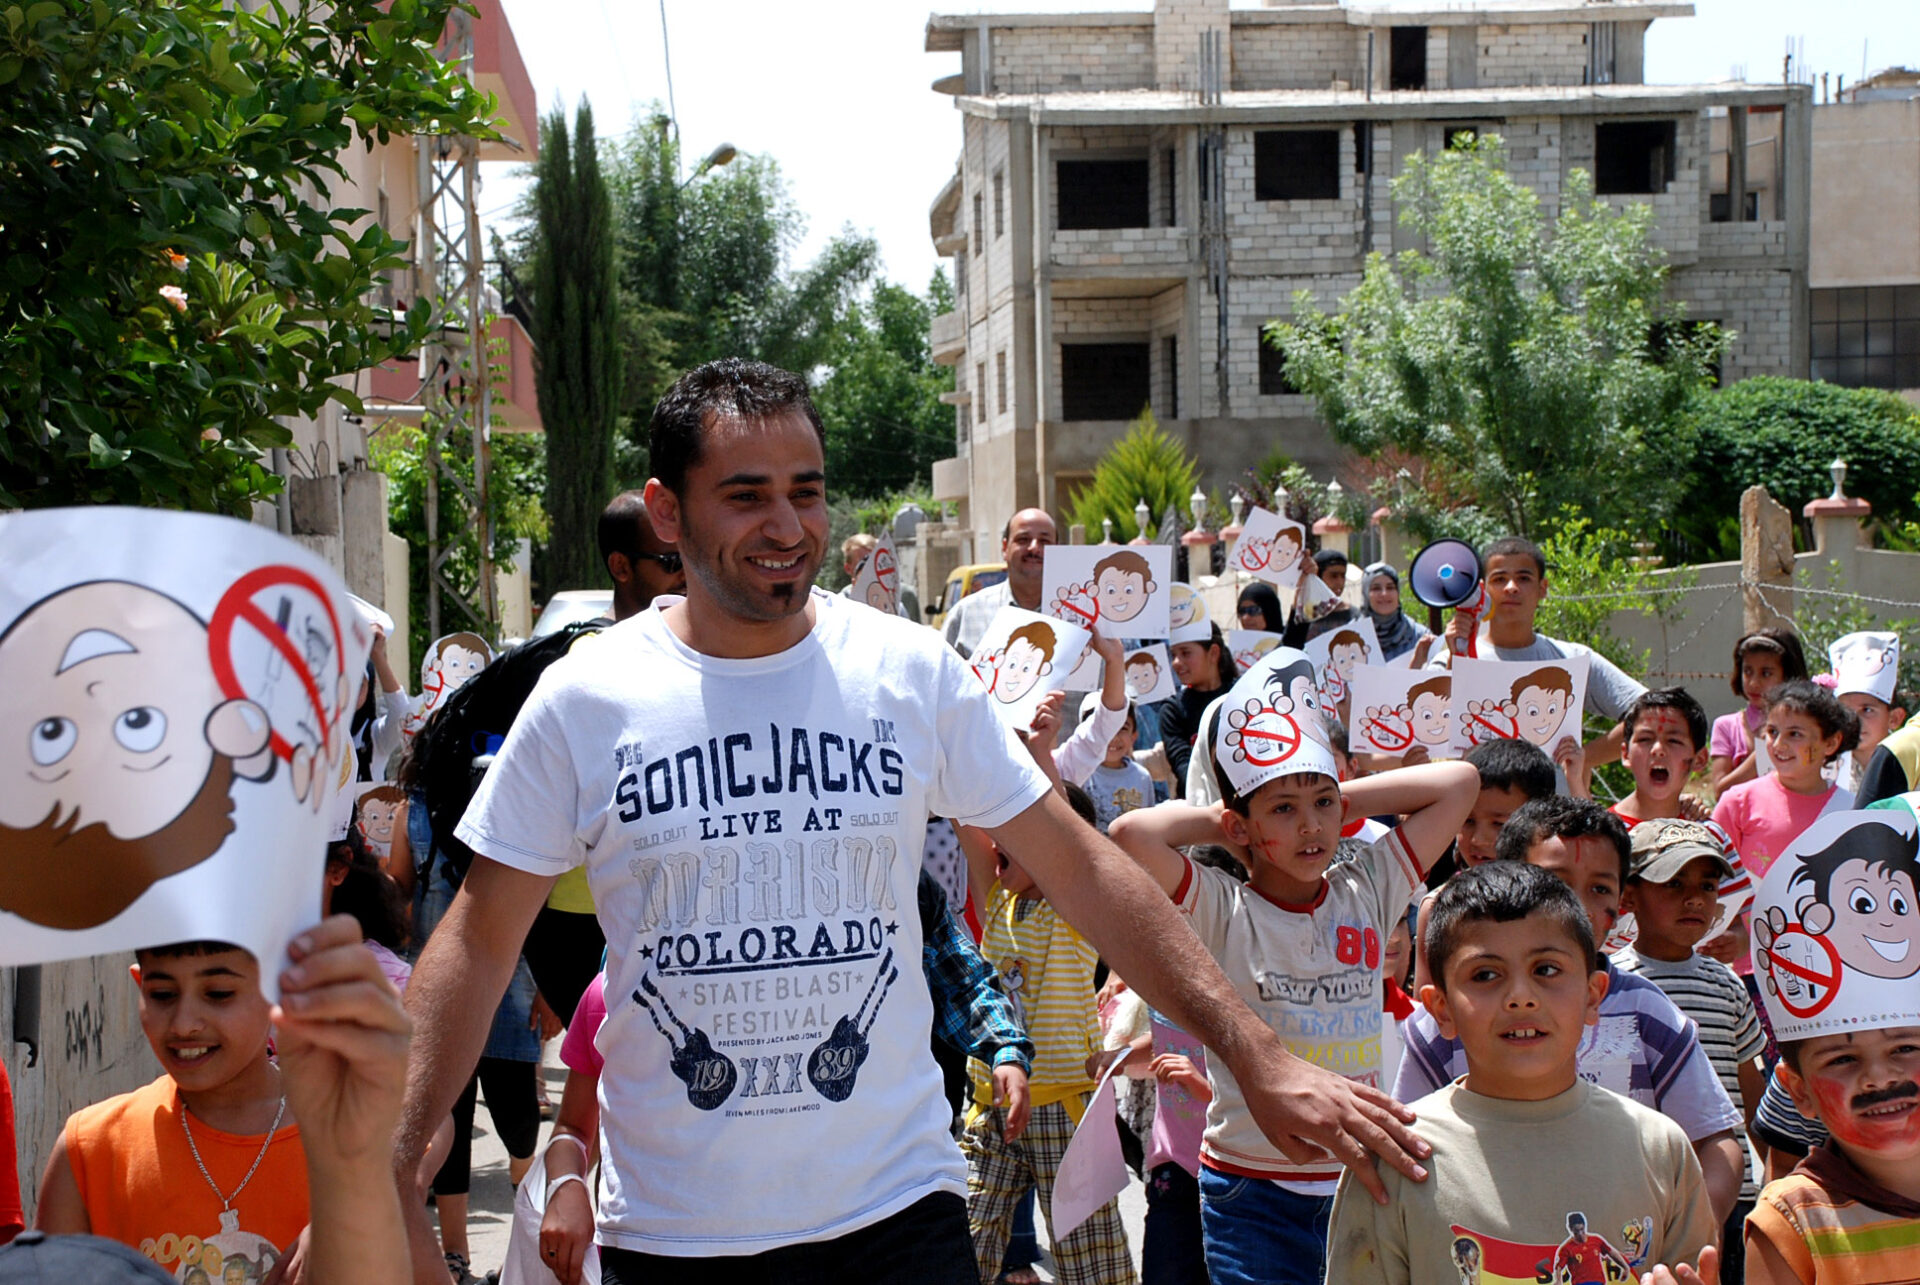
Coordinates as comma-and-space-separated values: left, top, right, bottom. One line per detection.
1108, 800, 1232, 895
1338, 760, 1479, 875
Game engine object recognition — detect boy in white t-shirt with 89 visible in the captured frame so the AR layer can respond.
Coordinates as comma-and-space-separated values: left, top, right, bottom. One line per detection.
1111, 648, 1476, 1285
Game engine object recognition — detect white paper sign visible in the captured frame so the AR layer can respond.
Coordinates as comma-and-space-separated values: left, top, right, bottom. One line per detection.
967, 607, 1093, 729
849, 530, 900, 616
353, 781, 407, 859
1049, 1050, 1133, 1242
1349, 667, 1454, 759
0, 507, 372, 990
1750, 804, 1920, 1041
1447, 656, 1590, 756
402, 630, 494, 739
1119, 644, 1176, 707
1305, 617, 1384, 706
1226, 629, 1283, 674
1228, 506, 1312, 587
1040, 545, 1173, 641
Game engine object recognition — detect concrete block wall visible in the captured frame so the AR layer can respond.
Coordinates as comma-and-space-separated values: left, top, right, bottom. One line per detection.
1232, 25, 1362, 91
1596, 113, 1703, 261
1154, 0, 1228, 94
1667, 266, 1799, 380
992, 25, 1154, 94
1697, 221, 1791, 262
1229, 272, 1363, 421
1477, 24, 1591, 88
1224, 125, 1364, 271
1150, 285, 1186, 419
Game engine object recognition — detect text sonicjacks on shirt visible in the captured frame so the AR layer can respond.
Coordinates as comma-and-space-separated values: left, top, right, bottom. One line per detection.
613, 720, 910, 1117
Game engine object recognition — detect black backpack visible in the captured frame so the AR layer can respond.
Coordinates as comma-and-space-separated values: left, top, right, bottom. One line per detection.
411, 620, 605, 882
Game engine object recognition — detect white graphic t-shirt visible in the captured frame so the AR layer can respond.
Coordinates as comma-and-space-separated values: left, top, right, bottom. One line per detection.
456, 590, 1052, 1255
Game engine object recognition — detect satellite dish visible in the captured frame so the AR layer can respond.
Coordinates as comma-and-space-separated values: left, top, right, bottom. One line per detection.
1408, 539, 1484, 611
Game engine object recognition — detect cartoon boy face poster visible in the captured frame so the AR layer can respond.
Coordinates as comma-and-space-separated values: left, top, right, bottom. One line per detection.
849, 529, 900, 616
1750, 806, 1920, 1041
969, 606, 1092, 729
1040, 545, 1173, 640
1122, 644, 1178, 705
0, 507, 371, 989
1305, 617, 1384, 706
1226, 629, 1283, 674
1348, 666, 1451, 759
1446, 656, 1590, 757
1227, 506, 1312, 588
402, 630, 493, 739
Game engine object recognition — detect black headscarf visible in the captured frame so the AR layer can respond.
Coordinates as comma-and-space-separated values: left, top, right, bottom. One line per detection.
1235, 583, 1285, 634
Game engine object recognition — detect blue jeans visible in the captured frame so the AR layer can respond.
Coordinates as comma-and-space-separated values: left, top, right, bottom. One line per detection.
1198, 1167, 1333, 1285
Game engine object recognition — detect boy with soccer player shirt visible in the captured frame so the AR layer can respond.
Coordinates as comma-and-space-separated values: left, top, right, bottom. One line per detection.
1741, 806, 1920, 1283
1393, 797, 1750, 1228
1611, 818, 1768, 1280
1111, 647, 1478, 1285
1324, 861, 1718, 1285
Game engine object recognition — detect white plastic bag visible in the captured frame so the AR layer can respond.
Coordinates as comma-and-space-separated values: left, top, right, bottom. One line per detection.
498, 1149, 601, 1285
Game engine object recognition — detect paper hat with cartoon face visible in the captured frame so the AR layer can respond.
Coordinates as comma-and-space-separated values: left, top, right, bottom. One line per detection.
1168, 583, 1211, 644
1211, 645, 1339, 799
1749, 804, 1920, 1041
1829, 631, 1900, 706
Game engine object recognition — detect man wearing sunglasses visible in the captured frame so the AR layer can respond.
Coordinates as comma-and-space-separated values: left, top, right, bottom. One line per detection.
598, 489, 688, 621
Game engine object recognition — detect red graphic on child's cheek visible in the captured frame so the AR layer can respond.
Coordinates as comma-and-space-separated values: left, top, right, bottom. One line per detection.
208, 565, 347, 763
1810, 1072, 1920, 1150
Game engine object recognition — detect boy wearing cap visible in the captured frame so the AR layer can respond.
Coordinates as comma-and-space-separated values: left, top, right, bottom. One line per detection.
1111, 647, 1478, 1285
1829, 631, 1908, 797
1743, 808, 1920, 1283
1613, 818, 1768, 1279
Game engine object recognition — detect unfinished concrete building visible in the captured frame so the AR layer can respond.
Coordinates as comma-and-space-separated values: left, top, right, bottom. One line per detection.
923, 0, 1812, 554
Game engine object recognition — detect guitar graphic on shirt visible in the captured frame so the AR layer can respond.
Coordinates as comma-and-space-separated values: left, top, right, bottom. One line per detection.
634, 972, 738, 1110
807, 947, 899, 1102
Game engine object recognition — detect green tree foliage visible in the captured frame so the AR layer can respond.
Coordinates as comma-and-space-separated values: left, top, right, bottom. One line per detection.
532, 101, 620, 592
1670, 377, 1920, 561
812, 271, 956, 498
0, 0, 497, 511
1066, 409, 1200, 542
1272, 135, 1725, 540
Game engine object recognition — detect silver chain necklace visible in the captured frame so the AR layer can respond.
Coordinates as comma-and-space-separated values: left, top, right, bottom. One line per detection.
180, 1094, 287, 1212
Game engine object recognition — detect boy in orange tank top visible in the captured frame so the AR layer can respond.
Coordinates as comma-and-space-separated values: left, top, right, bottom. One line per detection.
34, 940, 308, 1283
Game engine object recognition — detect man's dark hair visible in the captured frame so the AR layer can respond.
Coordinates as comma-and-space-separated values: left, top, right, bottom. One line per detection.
1481, 536, 1547, 577
1789, 817, 1920, 918
1465, 738, 1556, 801
1314, 548, 1348, 572
1063, 781, 1098, 828
1623, 686, 1710, 753
1494, 795, 1632, 885
596, 489, 649, 566
1424, 860, 1595, 991
648, 358, 825, 495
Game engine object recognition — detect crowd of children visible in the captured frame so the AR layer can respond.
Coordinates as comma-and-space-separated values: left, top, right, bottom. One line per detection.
5, 519, 1918, 1285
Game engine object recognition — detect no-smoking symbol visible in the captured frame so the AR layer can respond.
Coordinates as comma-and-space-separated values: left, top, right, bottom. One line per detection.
1234, 703, 1302, 768
1762, 925, 1843, 1020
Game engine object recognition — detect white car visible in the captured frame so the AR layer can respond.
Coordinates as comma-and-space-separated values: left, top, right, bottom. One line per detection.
530, 590, 614, 639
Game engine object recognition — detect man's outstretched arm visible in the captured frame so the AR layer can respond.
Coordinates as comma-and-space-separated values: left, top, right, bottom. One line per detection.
986, 790, 1431, 1203
394, 857, 556, 1285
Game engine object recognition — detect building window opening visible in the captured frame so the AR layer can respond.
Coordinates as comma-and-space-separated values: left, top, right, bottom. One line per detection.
1162, 335, 1179, 419
1812, 286, 1920, 390
993, 170, 1006, 238
1595, 120, 1677, 195
1389, 27, 1428, 91
1257, 331, 1302, 396
1060, 342, 1150, 420
1057, 158, 1150, 230
1254, 129, 1341, 202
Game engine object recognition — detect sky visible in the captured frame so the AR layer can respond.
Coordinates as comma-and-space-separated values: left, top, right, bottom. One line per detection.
483, 0, 1917, 293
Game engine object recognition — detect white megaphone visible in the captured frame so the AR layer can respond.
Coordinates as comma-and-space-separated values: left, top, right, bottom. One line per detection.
1408, 539, 1489, 658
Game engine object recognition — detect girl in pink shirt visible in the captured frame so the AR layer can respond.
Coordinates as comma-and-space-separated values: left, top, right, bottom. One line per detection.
1708, 627, 1808, 796
1713, 681, 1859, 978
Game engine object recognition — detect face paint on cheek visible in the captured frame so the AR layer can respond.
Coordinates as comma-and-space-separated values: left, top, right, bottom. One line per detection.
1811, 1074, 1920, 1150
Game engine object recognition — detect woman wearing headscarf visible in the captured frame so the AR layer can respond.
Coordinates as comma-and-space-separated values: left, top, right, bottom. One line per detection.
1234, 582, 1285, 634
1359, 561, 1431, 662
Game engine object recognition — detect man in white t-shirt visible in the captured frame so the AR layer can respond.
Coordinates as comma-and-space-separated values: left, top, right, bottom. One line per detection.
392, 359, 1434, 1284
941, 508, 1054, 659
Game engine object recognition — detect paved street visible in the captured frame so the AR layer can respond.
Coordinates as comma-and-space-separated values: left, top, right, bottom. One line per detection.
456, 1043, 1150, 1282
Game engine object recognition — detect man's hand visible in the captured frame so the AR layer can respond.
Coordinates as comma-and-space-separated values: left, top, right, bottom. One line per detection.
539, 1175, 596, 1285
273, 916, 412, 1172
1640, 1244, 1719, 1285
1231, 1042, 1428, 1204
993, 1064, 1031, 1142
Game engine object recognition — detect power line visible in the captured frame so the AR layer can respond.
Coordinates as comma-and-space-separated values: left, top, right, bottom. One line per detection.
658, 0, 679, 169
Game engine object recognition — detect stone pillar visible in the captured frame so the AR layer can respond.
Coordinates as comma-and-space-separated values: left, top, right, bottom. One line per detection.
1803, 459, 1872, 587
1740, 484, 1794, 632
1155, 0, 1229, 94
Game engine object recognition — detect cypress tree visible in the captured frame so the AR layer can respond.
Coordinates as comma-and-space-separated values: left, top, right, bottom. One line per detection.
534, 101, 621, 593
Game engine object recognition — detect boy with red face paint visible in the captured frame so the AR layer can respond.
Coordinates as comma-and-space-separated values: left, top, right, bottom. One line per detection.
1742, 807, 1920, 1284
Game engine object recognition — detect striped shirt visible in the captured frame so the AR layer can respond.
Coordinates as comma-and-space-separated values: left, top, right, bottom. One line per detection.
1749, 1150, 1920, 1284
1395, 960, 1744, 1144
1613, 947, 1765, 1200
967, 882, 1100, 1110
